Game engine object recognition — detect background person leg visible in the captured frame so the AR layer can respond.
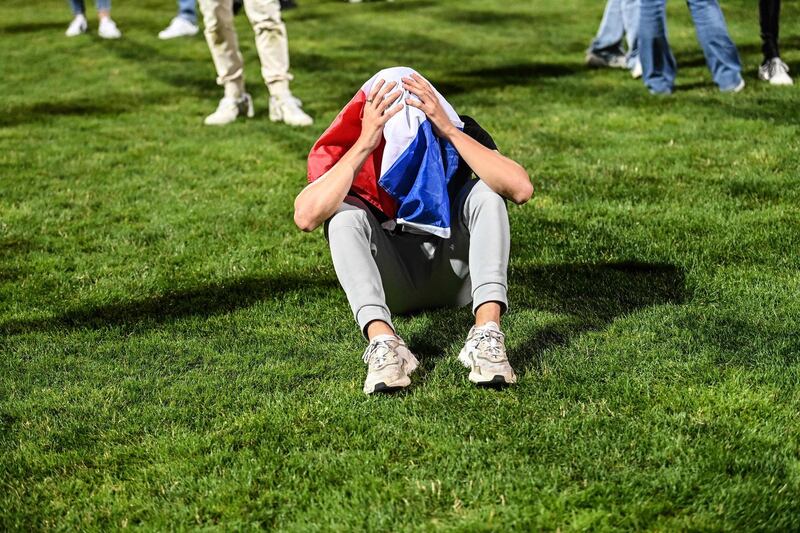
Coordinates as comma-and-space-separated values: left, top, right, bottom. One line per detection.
179, 0, 198, 24
639, 0, 676, 94
242, 0, 293, 96
621, 0, 641, 70
198, 0, 246, 98
586, 0, 627, 68
686, 0, 743, 91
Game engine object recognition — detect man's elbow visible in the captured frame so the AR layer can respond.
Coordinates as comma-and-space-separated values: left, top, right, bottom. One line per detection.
293, 205, 320, 232
510, 172, 534, 205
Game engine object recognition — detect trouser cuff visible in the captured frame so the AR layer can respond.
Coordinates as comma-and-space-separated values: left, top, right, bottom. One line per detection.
356, 305, 394, 339
472, 282, 508, 314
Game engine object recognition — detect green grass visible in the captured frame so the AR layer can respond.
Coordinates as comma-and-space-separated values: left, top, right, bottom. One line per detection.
1, 0, 799, 529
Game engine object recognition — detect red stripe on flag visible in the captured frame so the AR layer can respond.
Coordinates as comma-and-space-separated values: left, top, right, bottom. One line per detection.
306, 90, 397, 218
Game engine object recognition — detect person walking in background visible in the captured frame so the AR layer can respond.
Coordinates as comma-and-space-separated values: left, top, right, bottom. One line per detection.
159, 0, 199, 39
585, 0, 642, 79
638, 0, 743, 94
65, 0, 121, 38
198, 0, 312, 126
758, 0, 793, 85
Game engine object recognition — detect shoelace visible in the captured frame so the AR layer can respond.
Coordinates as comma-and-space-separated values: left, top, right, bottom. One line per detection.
362, 339, 393, 365
471, 328, 506, 361
770, 59, 790, 77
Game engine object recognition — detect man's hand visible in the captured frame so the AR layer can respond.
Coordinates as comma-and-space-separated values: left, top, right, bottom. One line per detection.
402, 73, 457, 139
357, 79, 404, 152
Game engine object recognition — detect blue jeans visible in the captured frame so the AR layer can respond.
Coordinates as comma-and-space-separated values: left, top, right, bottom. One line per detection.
177, 0, 198, 24
639, 0, 743, 93
589, 0, 640, 69
69, 0, 110, 14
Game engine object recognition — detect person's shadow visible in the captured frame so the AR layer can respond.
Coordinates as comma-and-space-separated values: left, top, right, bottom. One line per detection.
2, 261, 685, 379
403, 261, 686, 373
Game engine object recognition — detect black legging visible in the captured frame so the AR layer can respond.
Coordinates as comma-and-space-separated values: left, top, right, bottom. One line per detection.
759, 0, 781, 61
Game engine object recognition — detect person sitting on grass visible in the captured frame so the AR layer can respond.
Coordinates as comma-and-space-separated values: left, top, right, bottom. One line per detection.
294, 67, 533, 394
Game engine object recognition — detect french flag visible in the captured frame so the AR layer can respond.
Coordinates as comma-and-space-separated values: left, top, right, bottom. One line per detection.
307, 66, 464, 238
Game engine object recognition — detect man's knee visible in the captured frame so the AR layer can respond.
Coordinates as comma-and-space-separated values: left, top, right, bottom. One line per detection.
326, 206, 372, 237
464, 183, 508, 219
243, 0, 283, 31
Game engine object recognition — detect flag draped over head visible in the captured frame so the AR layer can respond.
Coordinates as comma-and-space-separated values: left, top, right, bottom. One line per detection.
307, 66, 464, 238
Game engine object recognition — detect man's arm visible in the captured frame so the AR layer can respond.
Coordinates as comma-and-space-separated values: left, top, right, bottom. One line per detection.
293, 80, 403, 232
403, 73, 533, 205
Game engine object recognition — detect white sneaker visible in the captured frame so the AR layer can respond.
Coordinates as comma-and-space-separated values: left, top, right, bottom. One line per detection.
458, 322, 517, 387
362, 335, 419, 394
98, 17, 121, 39
631, 59, 642, 79
759, 58, 793, 86
158, 16, 199, 40
725, 78, 746, 93
65, 14, 87, 37
269, 95, 313, 126
204, 94, 254, 126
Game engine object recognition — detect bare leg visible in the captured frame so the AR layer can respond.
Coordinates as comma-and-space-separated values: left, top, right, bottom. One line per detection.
475, 301, 502, 328
366, 320, 396, 340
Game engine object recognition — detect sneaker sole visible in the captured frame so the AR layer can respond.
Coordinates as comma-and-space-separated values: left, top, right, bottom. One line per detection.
458, 349, 517, 386
368, 378, 411, 394
364, 352, 419, 395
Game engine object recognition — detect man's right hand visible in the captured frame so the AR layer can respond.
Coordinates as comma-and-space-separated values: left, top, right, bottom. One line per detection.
356, 80, 404, 152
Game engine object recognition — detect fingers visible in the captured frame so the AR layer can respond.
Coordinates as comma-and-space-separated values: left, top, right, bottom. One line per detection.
384, 102, 404, 120
407, 73, 434, 93
405, 97, 423, 109
374, 80, 397, 106
377, 89, 402, 113
367, 79, 385, 103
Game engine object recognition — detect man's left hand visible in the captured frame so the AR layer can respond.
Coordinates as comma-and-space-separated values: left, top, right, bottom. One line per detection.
402, 73, 457, 140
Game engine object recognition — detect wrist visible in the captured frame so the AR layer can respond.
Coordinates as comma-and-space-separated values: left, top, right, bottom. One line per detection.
439, 124, 459, 142
354, 134, 378, 153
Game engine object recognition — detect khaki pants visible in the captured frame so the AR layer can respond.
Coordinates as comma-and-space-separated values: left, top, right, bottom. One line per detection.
197, 0, 293, 96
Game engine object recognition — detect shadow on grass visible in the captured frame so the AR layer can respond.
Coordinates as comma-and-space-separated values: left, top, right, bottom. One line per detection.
408, 261, 686, 372
0, 96, 170, 127
103, 37, 219, 98
0, 273, 337, 336
2, 262, 686, 375
0, 21, 65, 34
437, 61, 583, 96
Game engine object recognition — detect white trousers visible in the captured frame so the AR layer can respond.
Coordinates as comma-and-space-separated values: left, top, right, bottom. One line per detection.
197, 0, 293, 96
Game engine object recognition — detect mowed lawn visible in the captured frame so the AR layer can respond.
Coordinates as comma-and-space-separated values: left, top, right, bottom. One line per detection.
1, 0, 799, 529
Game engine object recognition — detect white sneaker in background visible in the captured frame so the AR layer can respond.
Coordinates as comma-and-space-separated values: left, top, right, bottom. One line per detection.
458, 321, 517, 387
204, 93, 254, 125
98, 17, 121, 39
759, 58, 793, 86
65, 14, 88, 37
631, 59, 643, 79
158, 16, 199, 40
362, 335, 419, 394
269, 95, 313, 126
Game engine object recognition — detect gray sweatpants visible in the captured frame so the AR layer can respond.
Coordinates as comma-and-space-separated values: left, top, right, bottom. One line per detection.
325, 179, 510, 336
